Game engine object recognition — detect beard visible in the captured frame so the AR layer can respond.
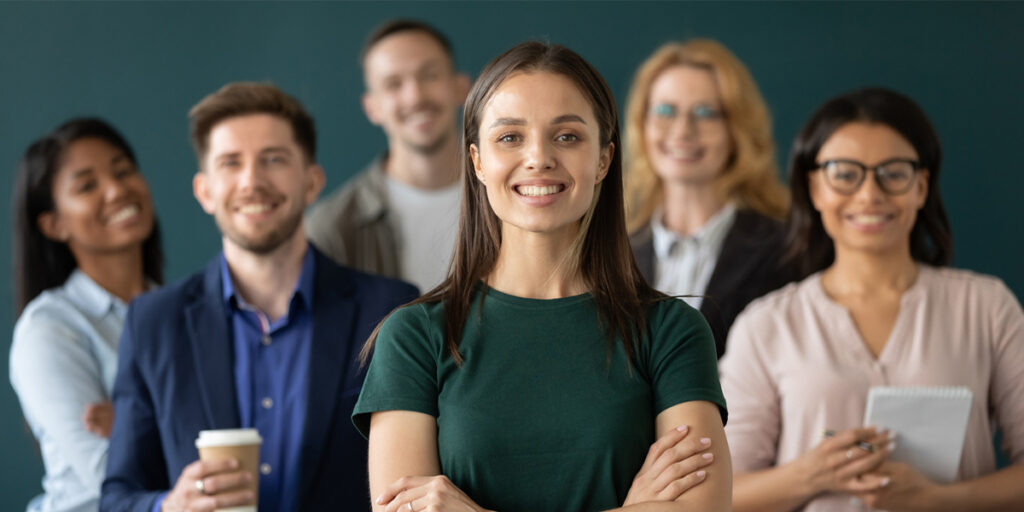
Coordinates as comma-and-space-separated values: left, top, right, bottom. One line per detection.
215, 200, 304, 255
397, 101, 453, 155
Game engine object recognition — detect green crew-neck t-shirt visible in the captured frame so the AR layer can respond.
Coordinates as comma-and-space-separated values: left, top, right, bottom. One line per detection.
353, 287, 726, 512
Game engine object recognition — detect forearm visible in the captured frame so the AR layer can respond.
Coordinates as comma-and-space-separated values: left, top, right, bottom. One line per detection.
928, 465, 1024, 512
733, 464, 815, 512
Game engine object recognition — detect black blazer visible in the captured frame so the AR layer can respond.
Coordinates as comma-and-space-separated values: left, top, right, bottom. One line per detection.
101, 248, 418, 512
631, 209, 798, 358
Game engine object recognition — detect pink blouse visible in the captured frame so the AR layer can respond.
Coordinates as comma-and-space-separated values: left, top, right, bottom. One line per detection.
721, 266, 1024, 511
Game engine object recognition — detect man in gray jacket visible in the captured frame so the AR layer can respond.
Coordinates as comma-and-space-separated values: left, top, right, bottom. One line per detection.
306, 20, 468, 293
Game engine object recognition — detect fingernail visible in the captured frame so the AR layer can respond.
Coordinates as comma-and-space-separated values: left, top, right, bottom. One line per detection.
375, 494, 384, 505
887, 441, 897, 451
700, 437, 711, 445
696, 470, 706, 478
676, 425, 689, 432
881, 476, 891, 487
702, 453, 713, 461
887, 430, 898, 440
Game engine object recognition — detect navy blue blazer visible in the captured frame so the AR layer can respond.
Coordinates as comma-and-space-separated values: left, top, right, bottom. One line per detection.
100, 248, 418, 512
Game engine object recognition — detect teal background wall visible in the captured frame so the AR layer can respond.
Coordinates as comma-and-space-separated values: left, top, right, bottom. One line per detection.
1, 1, 1021, 507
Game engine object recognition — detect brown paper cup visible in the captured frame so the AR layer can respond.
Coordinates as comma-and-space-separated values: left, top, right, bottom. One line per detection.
195, 428, 262, 512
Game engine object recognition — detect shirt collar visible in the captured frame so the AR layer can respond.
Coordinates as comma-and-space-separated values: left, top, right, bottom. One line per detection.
64, 269, 126, 318
220, 244, 317, 312
650, 203, 738, 260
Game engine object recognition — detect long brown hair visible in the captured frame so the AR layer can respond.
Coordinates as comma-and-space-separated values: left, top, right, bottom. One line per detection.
362, 41, 662, 366
623, 39, 788, 233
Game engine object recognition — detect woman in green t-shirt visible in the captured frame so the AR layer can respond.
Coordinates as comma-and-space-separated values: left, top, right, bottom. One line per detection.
354, 41, 731, 512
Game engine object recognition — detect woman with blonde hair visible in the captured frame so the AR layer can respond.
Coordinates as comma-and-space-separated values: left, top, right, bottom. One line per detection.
624, 39, 796, 356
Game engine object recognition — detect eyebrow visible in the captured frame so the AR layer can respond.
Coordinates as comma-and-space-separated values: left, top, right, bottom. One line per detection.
67, 153, 130, 180
489, 114, 587, 128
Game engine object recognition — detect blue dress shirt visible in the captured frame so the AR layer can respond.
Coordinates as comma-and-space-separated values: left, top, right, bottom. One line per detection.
220, 248, 315, 512
10, 270, 128, 512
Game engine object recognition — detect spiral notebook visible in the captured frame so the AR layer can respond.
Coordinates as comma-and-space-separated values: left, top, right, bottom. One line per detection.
863, 386, 973, 484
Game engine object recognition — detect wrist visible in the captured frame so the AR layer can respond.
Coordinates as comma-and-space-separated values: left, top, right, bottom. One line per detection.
924, 482, 961, 512
782, 457, 821, 500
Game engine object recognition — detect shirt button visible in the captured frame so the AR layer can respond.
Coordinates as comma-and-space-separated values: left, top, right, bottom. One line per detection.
261, 397, 273, 409
260, 463, 272, 475
261, 335, 271, 346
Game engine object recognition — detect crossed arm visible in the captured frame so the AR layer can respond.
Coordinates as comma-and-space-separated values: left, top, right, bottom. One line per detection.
366, 400, 731, 512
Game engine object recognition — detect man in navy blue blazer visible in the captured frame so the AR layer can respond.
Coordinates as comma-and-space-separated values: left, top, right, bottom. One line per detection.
100, 83, 417, 512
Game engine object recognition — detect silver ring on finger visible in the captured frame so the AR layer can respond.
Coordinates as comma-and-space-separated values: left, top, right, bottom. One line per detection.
195, 478, 207, 495
407, 501, 415, 512
845, 449, 854, 460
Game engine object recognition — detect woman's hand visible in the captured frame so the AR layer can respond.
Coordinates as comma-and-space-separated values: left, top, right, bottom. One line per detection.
623, 425, 715, 505
82, 400, 114, 438
376, 475, 494, 512
854, 461, 945, 511
787, 427, 894, 495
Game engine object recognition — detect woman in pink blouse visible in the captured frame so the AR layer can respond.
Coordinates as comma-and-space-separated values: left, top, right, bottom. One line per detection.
721, 88, 1024, 511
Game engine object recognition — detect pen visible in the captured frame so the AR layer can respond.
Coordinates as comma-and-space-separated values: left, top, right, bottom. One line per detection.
822, 429, 875, 453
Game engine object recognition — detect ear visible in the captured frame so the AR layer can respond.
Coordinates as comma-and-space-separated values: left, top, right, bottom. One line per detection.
193, 171, 216, 215
469, 144, 484, 183
37, 211, 69, 242
915, 169, 930, 210
362, 92, 382, 126
596, 143, 614, 183
454, 73, 471, 104
304, 163, 327, 206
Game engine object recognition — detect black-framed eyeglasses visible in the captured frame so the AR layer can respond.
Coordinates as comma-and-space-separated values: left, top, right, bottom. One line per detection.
815, 158, 921, 195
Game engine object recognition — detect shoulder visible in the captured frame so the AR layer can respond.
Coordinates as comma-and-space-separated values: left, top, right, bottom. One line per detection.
11, 290, 87, 358
128, 268, 206, 319
306, 162, 385, 226
918, 266, 1015, 299
315, 250, 418, 305
646, 297, 708, 334
730, 276, 816, 334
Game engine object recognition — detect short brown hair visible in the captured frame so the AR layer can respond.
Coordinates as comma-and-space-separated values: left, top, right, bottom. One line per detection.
189, 82, 317, 164
623, 40, 788, 232
360, 19, 454, 69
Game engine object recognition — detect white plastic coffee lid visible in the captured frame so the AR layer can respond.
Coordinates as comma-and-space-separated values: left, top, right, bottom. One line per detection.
195, 428, 262, 448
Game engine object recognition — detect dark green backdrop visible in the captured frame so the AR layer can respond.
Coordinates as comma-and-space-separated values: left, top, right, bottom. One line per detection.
2, 1, 1021, 507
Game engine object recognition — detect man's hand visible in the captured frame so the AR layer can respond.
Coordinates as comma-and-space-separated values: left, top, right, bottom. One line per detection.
161, 459, 255, 512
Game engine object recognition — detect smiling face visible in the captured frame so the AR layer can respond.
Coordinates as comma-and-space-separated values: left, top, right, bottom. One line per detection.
469, 71, 612, 242
362, 30, 468, 155
38, 137, 155, 260
643, 65, 732, 186
193, 113, 325, 254
810, 121, 928, 258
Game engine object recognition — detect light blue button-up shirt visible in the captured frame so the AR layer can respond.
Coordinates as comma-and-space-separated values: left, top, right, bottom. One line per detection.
10, 270, 129, 512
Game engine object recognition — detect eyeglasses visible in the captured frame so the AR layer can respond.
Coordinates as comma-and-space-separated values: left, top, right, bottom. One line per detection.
647, 102, 724, 130
815, 158, 921, 195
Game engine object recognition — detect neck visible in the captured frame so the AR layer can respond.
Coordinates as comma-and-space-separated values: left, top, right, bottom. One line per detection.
823, 246, 918, 298
75, 247, 147, 303
660, 180, 727, 236
384, 133, 461, 190
222, 229, 308, 321
487, 224, 587, 299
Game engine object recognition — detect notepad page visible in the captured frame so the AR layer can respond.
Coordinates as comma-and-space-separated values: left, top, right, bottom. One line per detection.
863, 386, 973, 484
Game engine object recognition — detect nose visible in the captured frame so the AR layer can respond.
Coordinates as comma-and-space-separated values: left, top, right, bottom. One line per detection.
102, 173, 130, 202
237, 159, 267, 191
401, 77, 425, 106
666, 112, 699, 140
853, 169, 885, 203
524, 137, 556, 172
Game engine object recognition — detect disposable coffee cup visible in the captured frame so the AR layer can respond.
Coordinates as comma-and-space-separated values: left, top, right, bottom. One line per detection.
195, 428, 262, 512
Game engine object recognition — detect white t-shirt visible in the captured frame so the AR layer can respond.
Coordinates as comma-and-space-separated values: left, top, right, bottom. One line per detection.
385, 177, 461, 293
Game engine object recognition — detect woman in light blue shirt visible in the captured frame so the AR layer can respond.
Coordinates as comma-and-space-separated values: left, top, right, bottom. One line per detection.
10, 118, 163, 512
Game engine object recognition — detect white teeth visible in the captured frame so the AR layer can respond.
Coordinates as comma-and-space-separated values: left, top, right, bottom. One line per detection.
238, 204, 272, 214
108, 205, 139, 224
517, 185, 561, 197
852, 214, 888, 225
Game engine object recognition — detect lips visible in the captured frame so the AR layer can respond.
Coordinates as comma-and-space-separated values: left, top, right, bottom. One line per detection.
846, 212, 896, 230
662, 146, 704, 162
